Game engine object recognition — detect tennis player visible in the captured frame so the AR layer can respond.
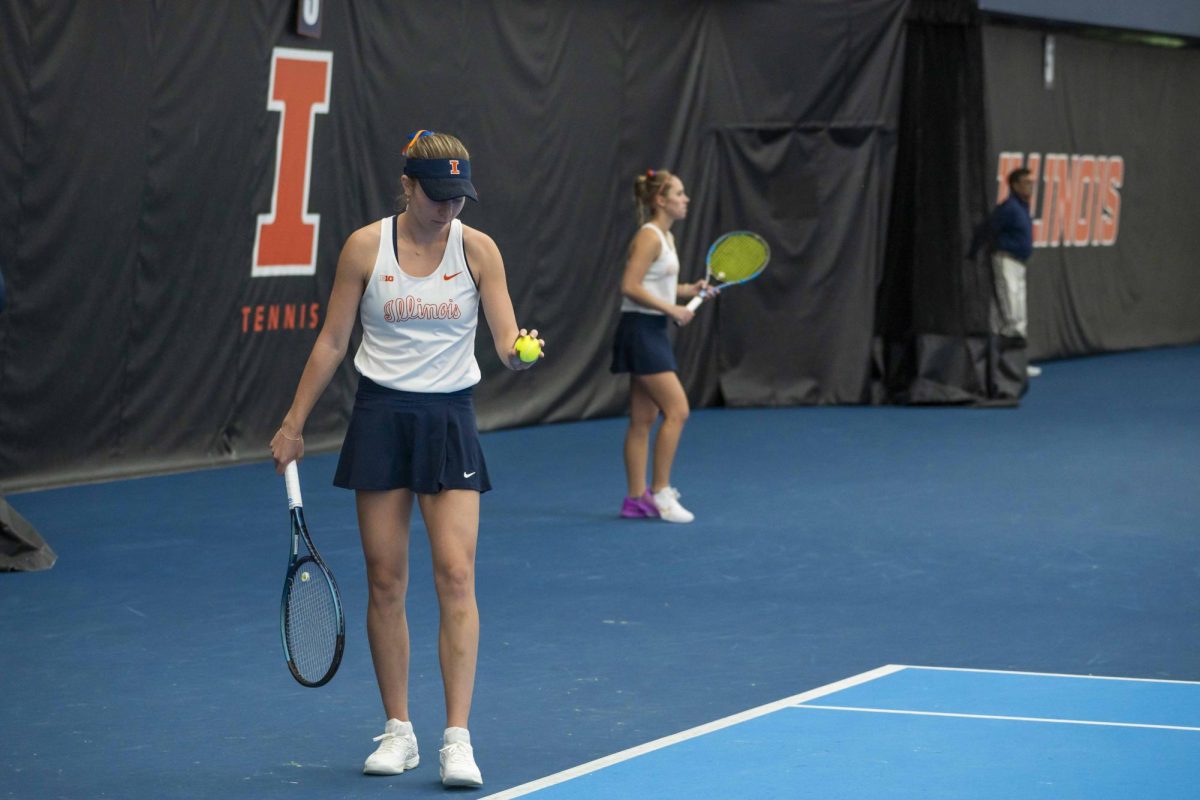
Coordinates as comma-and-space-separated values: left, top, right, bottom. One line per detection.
611, 169, 708, 524
271, 130, 542, 788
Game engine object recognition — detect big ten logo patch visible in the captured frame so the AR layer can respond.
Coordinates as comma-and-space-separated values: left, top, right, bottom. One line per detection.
252, 48, 333, 276
996, 152, 1123, 248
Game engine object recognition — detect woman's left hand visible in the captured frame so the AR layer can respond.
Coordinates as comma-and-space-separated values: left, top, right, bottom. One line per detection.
683, 279, 711, 299
508, 328, 545, 370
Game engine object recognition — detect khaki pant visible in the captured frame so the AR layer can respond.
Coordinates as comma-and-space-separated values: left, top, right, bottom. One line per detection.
990, 252, 1027, 338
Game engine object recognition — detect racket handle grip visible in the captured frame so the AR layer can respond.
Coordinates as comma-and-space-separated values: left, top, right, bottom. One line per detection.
284, 461, 304, 509
685, 295, 704, 312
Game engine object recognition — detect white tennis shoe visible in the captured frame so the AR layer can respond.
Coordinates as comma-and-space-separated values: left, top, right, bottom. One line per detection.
652, 486, 694, 523
439, 727, 483, 787
363, 718, 419, 775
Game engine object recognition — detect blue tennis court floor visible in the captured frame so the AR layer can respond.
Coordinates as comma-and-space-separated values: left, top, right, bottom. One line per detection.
3, 345, 1198, 799
486, 665, 1200, 799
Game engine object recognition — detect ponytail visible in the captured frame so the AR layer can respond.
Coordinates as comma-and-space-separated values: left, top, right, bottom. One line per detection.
633, 169, 674, 225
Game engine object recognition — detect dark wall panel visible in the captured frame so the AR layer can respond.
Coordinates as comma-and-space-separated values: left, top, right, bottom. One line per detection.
1, 0, 907, 490
984, 25, 1200, 360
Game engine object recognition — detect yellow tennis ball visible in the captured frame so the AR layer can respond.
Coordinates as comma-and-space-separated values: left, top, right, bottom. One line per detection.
300, 571, 310, 582
716, 271, 726, 280
515, 335, 541, 363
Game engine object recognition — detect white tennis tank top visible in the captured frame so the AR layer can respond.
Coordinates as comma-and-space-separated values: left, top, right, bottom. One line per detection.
620, 223, 680, 315
353, 217, 481, 392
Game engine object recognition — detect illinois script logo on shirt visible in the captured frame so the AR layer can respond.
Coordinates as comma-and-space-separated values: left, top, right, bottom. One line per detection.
383, 295, 463, 323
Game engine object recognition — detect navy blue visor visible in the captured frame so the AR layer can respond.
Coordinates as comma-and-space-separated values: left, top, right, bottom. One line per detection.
403, 157, 478, 202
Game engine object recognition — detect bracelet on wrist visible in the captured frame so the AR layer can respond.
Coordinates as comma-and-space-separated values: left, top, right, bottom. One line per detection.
278, 428, 303, 442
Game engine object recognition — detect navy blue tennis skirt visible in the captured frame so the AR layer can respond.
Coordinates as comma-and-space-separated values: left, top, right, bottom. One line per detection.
333, 377, 491, 494
610, 311, 678, 375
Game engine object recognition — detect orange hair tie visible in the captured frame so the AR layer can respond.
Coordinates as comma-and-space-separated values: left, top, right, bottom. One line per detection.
403, 129, 433, 155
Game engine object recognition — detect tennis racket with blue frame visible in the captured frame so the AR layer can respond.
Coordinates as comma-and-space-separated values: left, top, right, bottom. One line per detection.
686, 230, 771, 312
280, 461, 345, 687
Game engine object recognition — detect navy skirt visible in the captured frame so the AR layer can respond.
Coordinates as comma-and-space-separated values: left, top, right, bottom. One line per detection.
610, 312, 678, 375
333, 377, 491, 494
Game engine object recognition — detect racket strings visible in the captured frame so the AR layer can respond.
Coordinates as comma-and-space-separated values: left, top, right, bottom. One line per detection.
711, 236, 768, 282
284, 566, 340, 683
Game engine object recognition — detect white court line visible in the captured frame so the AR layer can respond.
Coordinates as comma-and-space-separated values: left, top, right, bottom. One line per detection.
478, 664, 906, 800
894, 664, 1200, 686
482, 664, 1200, 799
796, 704, 1200, 733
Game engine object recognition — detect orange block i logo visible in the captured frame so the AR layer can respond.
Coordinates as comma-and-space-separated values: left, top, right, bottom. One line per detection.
252, 48, 333, 277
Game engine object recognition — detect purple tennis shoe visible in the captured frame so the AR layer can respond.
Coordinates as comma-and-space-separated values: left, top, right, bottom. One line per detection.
619, 490, 660, 519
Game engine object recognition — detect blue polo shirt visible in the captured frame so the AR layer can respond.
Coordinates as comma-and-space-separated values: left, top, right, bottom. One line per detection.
990, 193, 1033, 262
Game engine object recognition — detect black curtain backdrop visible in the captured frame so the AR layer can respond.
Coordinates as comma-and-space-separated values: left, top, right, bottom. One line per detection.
4, 2, 1197, 491
0, 0, 908, 490
983, 25, 1200, 361
871, 0, 1024, 406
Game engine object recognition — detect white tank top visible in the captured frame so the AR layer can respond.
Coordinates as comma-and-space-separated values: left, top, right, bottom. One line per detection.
620, 223, 679, 314
353, 217, 481, 392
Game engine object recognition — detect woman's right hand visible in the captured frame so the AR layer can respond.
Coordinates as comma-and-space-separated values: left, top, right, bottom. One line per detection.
270, 427, 305, 474
669, 305, 696, 326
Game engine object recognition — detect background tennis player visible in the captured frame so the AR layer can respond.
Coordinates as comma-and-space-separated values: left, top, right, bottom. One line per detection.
611, 169, 707, 524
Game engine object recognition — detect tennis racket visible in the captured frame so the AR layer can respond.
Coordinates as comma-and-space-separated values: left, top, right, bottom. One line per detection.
686, 231, 771, 312
279, 461, 345, 687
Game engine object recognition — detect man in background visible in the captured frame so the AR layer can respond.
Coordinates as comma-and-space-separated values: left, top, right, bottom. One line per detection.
989, 167, 1040, 377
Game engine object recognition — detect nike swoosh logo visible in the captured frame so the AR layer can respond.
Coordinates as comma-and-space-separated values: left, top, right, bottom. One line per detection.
463, 471, 476, 478
444, 271, 462, 281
